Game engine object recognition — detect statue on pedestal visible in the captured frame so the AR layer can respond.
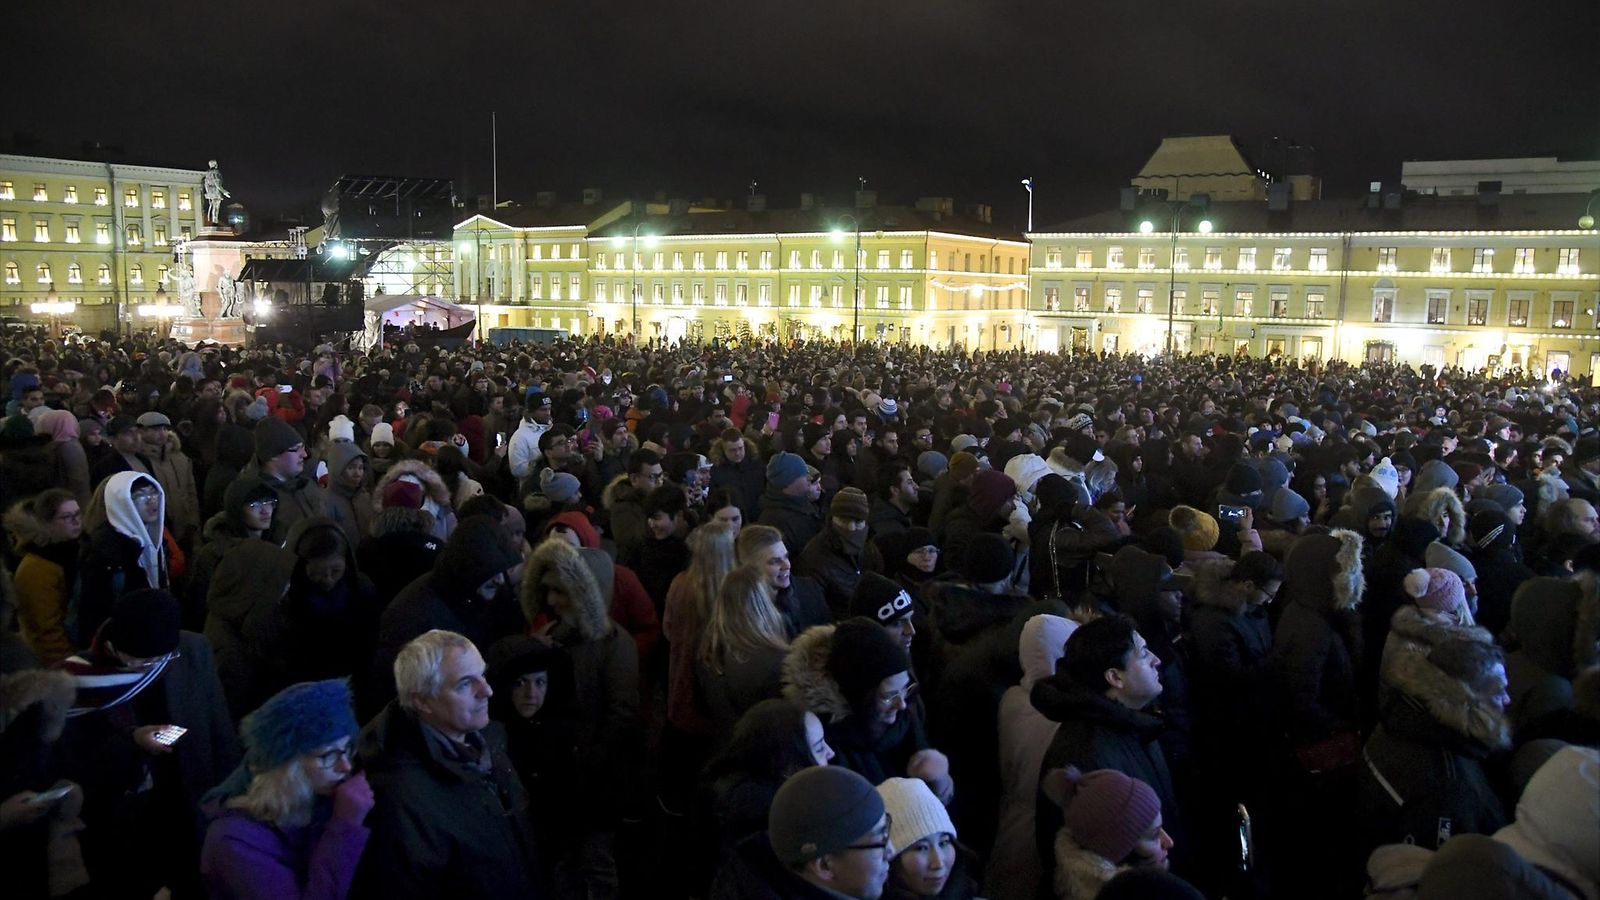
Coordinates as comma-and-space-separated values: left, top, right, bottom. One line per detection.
203, 160, 231, 227
217, 273, 239, 318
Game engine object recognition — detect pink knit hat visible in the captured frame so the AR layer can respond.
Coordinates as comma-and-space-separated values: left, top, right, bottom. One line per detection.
1051, 767, 1162, 863
1403, 567, 1469, 620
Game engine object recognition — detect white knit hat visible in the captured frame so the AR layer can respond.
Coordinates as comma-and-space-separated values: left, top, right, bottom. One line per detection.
370, 422, 395, 445
1004, 453, 1052, 496
328, 415, 355, 443
876, 777, 956, 854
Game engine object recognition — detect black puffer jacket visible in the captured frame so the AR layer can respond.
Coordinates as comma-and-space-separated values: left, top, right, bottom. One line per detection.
1187, 560, 1277, 765
1273, 528, 1365, 744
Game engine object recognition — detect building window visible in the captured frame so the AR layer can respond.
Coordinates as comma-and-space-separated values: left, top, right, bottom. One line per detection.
670, 252, 683, 271
33, 184, 48, 202
715, 251, 728, 270
593, 279, 607, 298
156, 264, 169, 284
569, 243, 579, 259
1558, 248, 1581, 274
694, 251, 706, 270
3, 262, 17, 283
93, 188, 108, 206
0, 182, 12, 200
1305, 291, 1326, 318
613, 282, 626, 302
125, 225, 141, 246
1377, 247, 1398, 272
594, 253, 608, 271
1135, 247, 1155, 269
1508, 297, 1529, 327
651, 283, 664, 303
759, 250, 773, 269
1472, 248, 1493, 273
822, 250, 836, 269
37, 263, 52, 283
1426, 292, 1448, 324
0, 218, 15, 242
1552, 299, 1575, 328
1170, 288, 1186, 314
783, 250, 796, 269
151, 190, 166, 210
651, 252, 664, 270
1043, 286, 1060, 310
527, 277, 543, 300
153, 225, 167, 246
963, 253, 971, 271
1430, 247, 1451, 272
1234, 289, 1254, 317
898, 285, 913, 309
758, 283, 772, 306
65, 222, 79, 243
1076, 248, 1093, 268
97, 264, 110, 284
1272, 247, 1292, 270
1073, 286, 1089, 311
1513, 247, 1535, 273
929, 250, 941, 270
1107, 246, 1125, 268
96, 223, 110, 244
786, 284, 800, 307
550, 277, 563, 300
569, 275, 580, 297
1268, 288, 1288, 317
900, 249, 914, 269
1200, 288, 1220, 315
1203, 247, 1222, 269
735, 284, 748, 306
737, 250, 749, 270
124, 188, 139, 208
1136, 288, 1153, 313
871, 249, 885, 269
177, 192, 192, 211
1237, 247, 1256, 271
875, 286, 889, 308
691, 283, 705, 305
615, 252, 627, 270
1174, 247, 1190, 270
1308, 248, 1328, 271
63, 186, 77, 204
1105, 287, 1122, 312
1466, 294, 1488, 325
33, 220, 49, 242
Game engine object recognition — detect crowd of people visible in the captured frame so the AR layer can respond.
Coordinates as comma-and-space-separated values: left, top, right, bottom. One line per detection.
1, 322, 1598, 900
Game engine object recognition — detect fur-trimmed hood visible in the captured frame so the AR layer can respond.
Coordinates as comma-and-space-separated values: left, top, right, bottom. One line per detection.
601, 474, 642, 512
0, 668, 75, 740
1384, 604, 1494, 664
519, 537, 611, 644
3, 502, 52, 551
367, 505, 435, 539
1403, 487, 1467, 546
1381, 622, 1511, 751
1283, 527, 1365, 612
370, 458, 452, 512
1052, 830, 1131, 900
1189, 557, 1254, 614
1509, 572, 1600, 679
781, 623, 851, 724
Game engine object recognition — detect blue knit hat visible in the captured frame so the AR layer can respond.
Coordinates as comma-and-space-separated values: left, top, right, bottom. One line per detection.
766, 451, 808, 487
240, 679, 359, 772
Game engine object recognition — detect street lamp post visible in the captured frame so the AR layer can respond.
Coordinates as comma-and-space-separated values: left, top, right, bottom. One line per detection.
629, 221, 654, 340
832, 214, 861, 354
1140, 203, 1212, 357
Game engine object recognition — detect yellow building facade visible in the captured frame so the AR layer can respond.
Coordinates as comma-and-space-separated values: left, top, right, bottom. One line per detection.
452, 197, 1030, 348
0, 153, 206, 333
1030, 193, 1600, 376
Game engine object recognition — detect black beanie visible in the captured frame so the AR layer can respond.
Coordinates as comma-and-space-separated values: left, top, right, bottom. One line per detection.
828, 618, 910, 709
1225, 462, 1264, 496
849, 572, 914, 625
960, 532, 1015, 584
253, 416, 303, 462
1141, 526, 1186, 569
104, 589, 181, 658
435, 515, 522, 590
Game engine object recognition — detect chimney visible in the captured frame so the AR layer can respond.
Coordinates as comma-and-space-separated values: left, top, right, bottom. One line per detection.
800, 193, 816, 210
1367, 181, 1382, 210
855, 190, 877, 209
668, 198, 688, 215
582, 187, 603, 205
1382, 185, 1403, 210
746, 193, 767, 212
1477, 180, 1502, 206
1267, 181, 1291, 212
534, 191, 557, 208
915, 197, 954, 216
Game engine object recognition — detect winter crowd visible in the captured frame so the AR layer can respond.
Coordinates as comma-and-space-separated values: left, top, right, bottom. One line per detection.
0, 325, 1597, 900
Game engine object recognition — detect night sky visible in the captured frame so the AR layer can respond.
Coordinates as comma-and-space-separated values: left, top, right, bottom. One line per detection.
12, 0, 1599, 228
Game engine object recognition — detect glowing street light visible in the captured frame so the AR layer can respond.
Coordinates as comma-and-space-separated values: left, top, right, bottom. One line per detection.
1139, 220, 1155, 234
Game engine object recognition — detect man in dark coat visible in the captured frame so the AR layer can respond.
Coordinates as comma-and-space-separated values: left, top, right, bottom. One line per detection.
796, 488, 884, 619
1031, 613, 1187, 887
353, 630, 544, 899
758, 452, 823, 561
709, 428, 766, 524
243, 416, 331, 543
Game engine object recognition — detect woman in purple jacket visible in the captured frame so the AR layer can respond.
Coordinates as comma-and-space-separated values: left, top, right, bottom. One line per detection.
199, 679, 374, 900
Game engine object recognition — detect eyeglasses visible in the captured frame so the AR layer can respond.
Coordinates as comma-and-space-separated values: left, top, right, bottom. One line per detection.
246, 499, 278, 511
53, 510, 82, 522
876, 682, 917, 709
843, 814, 894, 854
131, 489, 161, 503
314, 746, 355, 769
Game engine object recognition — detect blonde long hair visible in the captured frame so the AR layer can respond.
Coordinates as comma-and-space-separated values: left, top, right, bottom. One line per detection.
699, 564, 789, 675
684, 522, 739, 625
227, 759, 317, 829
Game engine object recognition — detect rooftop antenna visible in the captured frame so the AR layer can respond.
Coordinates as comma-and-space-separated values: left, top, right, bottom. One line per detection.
491, 112, 498, 208
749, 180, 758, 196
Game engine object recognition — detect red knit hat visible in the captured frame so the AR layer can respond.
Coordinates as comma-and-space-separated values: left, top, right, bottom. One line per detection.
968, 470, 1018, 520
381, 479, 424, 510
1056, 767, 1162, 863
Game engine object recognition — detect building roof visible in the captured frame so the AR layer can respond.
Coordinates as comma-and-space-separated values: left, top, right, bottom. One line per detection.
462, 201, 625, 230
1134, 135, 1260, 182
588, 205, 1024, 242
1039, 191, 1599, 235
0, 143, 204, 174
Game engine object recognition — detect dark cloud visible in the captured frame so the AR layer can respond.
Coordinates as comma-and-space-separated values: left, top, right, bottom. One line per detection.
12, 0, 1597, 226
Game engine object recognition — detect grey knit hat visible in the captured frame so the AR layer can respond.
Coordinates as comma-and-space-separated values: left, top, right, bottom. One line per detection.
768, 765, 886, 866
1268, 486, 1311, 523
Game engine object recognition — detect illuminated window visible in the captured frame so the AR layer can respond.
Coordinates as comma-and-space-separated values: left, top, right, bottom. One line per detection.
901, 250, 913, 269
929, 250, 941, 270
124, 188, 139, 208
569, 275, 580, 297
690, 282, 704, 305
1377, 247, 1397, 271
875, 286, 889, 309
93, 188, 107, 206
672, 251, 685, 271
177, 192, 191, 211
594, 279, 606, 297
787, 283, 799, 307
3, 262, 17, 283
63, 186, 77, 204
1045, 248, 1062, 269
809, 249, 820, 268
157, 264, 170, 284
1552, 299, 1574, 328
1136, 288, 1153, 312
1558, 248, 1580, 274
64, 222, 79, 243
828, 284, 841, 308
153, 225, 167, 246
1268, 289, 1288, 317
670, 282, 683, 304
1107, 246, 1125, 268
1426, 292, 1448, 324
1430, 247, 1451, 272
759, 250, 772, 269
97, 264, 110, 284
1371, 290, 1394, 323
758, 283, 771, 306
67, 263, 82, 284
0, 182, 12, 200
33, 184, 48, 201
1138, 247, 1156, 269
1170, 288, 1186, 314
613, 282, 625, 302
1471, 248, 1493, 273
1234, 289, 1254, 317
861, 249, 870, 269
876, 250, 890, 269
1513, 247, 1535, 273
736, 251, 749, 270
1200, 288, 1220, 315
528, 277, 543, 300
1507, 297, 1529, 327
616, 252, 626, 269
569, 244, 579, 258
530, 244, 543, 261
735, 284, 748, 306
787, 250, 799, 269
595, 253, 608, 271
96, 223, 110, 244
1076, 248, 1093, 268
1237, 247, 1256, 271
1308, 248, 1328, 271
1203, 247, 1222, 269
1305, 291, 1325, 318
1466, 294, 1488, 325
652, 283, 664, 303
694, 251, 705, 270
126, 225, 141, 246
1105, 287, 1122, 312
1043, 286, 1060, 310
151, 190, 166, 210
37, 263, 52, 283
0, 218, 15, 241
899, 285, 912, 309
33, 220, 49, 242
713, 284, 727, 306
1174, 247, 1190, 270
552, 276, 565, 300
715, 251, 728, 269
652, 252, 664, 270
1073, 286, 1089, 310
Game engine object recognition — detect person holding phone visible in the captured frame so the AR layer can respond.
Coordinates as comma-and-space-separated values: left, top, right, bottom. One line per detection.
200, 679, 373, 900
0, 669, 90, 898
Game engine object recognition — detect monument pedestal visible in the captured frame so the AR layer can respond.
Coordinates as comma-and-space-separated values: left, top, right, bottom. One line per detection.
172, 317, 247, 345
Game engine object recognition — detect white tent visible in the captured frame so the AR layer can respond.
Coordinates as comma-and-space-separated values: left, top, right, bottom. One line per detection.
357, 294, 475, 349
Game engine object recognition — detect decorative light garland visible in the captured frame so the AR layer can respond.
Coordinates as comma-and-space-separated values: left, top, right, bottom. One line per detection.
928, 279, 1029, 294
